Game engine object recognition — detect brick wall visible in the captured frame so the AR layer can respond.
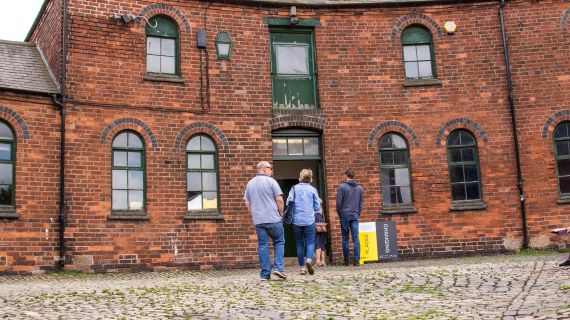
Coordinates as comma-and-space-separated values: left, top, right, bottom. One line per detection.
0, 92, 60, 274
1, 0, 568, 273
29, 0, 64, 84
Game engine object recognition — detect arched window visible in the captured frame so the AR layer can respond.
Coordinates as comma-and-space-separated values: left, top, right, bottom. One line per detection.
554, 122, 570, 197
447, 130, 482, 201
379, 133, 413, 206
401, 26, 436, 79
0, 121, 14, 207
112, 131, 145, 211
146, 16, 179, 75
187, 135, 219, 211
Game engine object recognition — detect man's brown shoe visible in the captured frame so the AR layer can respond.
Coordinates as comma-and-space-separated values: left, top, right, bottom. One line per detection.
559, 259, 570, 267
306, 259, 314, 275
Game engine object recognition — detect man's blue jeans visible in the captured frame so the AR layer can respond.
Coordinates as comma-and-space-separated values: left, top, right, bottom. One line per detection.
255, 222, 285, 279
292, 223, 316, 267
340, 213, 360, 264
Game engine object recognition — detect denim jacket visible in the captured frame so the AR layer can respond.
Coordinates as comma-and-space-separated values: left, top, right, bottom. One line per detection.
286, 183, 321, 226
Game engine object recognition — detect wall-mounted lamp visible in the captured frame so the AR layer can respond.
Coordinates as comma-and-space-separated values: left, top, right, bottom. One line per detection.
215, 31, 232, 60
289, 6, 298, 25
110, 13, 157, 28
443, 21, 457, 35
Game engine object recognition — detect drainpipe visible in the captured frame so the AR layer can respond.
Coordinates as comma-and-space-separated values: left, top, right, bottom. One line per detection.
51, 0, 69, 269
499, 0, 528, 249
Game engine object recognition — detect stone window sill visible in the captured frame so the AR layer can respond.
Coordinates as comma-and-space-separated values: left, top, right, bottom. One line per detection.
558, 196, 570, 204
381, 204, 418, 215
143, 73, 185, 83
450, 200, 488, 212
403, 78, 442, 87
0, 206, 19, 219
108, 210, 149, 221
184, 210, 224, 220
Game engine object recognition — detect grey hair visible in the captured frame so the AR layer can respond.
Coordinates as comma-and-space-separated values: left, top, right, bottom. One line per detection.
257, 161, 271, 170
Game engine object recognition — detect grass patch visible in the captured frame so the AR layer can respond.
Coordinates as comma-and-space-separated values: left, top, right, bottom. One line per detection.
560, 284, 570, 291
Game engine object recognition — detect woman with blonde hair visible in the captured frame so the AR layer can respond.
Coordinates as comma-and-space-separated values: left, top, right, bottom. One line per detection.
286, 169, 321, 275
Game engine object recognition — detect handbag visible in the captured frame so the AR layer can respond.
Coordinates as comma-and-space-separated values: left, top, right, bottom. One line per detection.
316, 222, 328, 233
283, 186, 295, 225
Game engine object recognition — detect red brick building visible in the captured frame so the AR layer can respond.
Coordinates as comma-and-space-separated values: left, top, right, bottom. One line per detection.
0, 0, 568, 273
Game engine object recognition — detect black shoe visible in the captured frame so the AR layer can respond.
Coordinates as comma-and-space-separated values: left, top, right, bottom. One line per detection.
559, 259, 570, 267
343, 260, 350, 266
353, 261, 360, 267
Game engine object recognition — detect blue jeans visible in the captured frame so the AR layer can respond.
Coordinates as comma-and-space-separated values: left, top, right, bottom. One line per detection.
292, 223, 316, 267
255, 222, 285, 279
340, 213, 360, 263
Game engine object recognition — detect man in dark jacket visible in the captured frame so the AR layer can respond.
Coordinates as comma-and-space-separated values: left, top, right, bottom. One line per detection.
336, 169, 364, 266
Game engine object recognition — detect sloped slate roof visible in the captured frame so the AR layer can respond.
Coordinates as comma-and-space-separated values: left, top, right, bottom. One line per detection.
0, 40, 59, 94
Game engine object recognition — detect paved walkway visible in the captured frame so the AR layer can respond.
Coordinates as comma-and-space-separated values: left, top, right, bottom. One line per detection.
0, 253, 569, 319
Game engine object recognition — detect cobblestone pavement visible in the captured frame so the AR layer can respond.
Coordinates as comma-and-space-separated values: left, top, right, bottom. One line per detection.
0, 253, 569, 319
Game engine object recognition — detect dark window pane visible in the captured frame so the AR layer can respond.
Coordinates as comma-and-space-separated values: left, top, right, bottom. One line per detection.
556, 141, 570, 157
390, 186, 403, 203
448, 132, 461, 146
112, 133, 128, 148
462, 148, 475, 162
127, 152, 141, 167
464, 165, 479, 182
394, 168, 410, 187
0, 123, 13, 140
128, 133, 143, 149
272, 138, 287, 155
381, 168, 396, 185
0, 143, 11, 160
201, 137, 215, 151
393, 151, 407, 165
560, 176, 570, 194
465, 182, 481, 200
187, 137, 200, 151
113, 151, 127, 167
558, 159, 570, 176
460, 132, 475, 145
451, 183, 466, 200
555, 123, 569, 139
379, 135, 392, 149
382, 186, 393, 204
449, 149, 462, 162
0, 184, 12, 205
450, 165, 464, 183
380, 152, 394, 166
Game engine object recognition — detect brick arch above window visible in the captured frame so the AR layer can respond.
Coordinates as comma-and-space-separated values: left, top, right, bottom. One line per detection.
100, 118, 157, 150
367, 121, 419, 148
136, 3, 191, 32
435, 118, 488, 147
174, 122, 229, 151
0, 105, 30, 141
391, 13, 443, 42
542, 110, 570, 138
269, 115, 326, 131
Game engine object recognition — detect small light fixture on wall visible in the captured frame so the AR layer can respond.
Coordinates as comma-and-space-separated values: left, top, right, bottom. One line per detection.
443, 21, 457, 35
215, 31, 232, 60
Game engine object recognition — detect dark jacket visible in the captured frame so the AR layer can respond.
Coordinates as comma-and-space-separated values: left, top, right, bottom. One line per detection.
335, 179, 364, 216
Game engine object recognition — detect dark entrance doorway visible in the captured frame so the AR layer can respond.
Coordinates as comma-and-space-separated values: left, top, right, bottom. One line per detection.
272, 129, 325, 257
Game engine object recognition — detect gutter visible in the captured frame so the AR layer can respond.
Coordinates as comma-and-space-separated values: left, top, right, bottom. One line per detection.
202, 0, 495, 8
499, 0, 528, 249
